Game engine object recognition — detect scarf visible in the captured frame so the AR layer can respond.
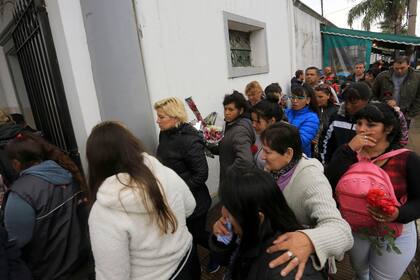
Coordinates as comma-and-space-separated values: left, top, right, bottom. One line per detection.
270, 159, 299, 191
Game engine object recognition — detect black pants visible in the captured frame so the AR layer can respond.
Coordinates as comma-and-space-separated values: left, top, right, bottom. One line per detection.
172, 244, 201, 280
187, 211, 210, 249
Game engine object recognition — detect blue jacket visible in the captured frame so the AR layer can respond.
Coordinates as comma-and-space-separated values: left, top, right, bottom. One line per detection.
286, 107, 320, 157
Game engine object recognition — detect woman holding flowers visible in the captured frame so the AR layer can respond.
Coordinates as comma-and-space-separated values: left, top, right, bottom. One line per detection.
325, 102, 420, 280
154, 97, 211, 261
209, 91, 256, 187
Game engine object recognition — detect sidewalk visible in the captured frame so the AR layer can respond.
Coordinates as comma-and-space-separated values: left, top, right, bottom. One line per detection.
199, 203, 416, 280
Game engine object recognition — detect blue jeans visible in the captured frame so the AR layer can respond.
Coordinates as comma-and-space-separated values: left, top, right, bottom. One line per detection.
350, 221, 417, 280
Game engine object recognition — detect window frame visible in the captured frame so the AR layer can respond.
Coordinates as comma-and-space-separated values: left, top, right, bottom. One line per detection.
223, 11, 269, 78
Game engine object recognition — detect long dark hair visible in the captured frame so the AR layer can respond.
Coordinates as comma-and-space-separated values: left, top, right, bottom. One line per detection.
220, 167, 301, 278
86, 121, 178, 234
354, 102, 402, 148
5, 132, 87, 192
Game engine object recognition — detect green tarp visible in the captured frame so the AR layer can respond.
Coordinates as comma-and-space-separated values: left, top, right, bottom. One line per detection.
321, 26, 420, 76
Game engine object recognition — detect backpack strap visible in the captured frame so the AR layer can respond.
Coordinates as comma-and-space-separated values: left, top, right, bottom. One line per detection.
371, 148, 411, 163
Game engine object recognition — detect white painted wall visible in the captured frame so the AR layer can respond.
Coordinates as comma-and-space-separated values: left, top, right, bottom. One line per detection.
80, 0, 157, 153
0, 46, 19, 111
134, 0, 296, 195
0, 2, 19, 112
45, 0, 101, 169
293, 6, 323, 72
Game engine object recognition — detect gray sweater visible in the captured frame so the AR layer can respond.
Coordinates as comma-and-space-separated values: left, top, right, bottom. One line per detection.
282, 157, 353, 272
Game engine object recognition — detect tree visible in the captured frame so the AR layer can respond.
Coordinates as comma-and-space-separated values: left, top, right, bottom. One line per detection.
347, 0, 408, 34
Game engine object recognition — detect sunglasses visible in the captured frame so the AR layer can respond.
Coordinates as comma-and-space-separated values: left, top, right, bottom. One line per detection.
290, 95, 307, 100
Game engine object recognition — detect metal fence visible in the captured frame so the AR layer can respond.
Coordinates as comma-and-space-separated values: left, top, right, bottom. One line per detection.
12, 0, 80, 164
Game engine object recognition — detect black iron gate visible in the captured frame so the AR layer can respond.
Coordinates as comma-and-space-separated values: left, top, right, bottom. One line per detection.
12, 0, 80, 163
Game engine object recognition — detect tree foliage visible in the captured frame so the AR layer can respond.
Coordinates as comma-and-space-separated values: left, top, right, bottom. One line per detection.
347, 0, 408, 34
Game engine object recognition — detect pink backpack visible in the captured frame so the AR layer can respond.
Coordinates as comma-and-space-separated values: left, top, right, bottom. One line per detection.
335, 148, 410, 237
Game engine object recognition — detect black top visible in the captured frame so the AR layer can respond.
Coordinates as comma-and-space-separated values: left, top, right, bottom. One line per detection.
8, 175, 90, 280
209, 231, 326, 280
320, 104, 356, 165
157, 123, 211, 217
0, 225, 32, 280
325, 144, 420, 223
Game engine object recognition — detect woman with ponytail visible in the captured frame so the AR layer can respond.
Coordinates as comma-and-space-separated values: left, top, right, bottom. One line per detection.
86, 121, 198, 280
3, 132, 91, 280
251, 94, 285, 169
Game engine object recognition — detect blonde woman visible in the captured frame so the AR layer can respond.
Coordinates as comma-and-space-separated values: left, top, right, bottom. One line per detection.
245, 81, 264, 106
87, 122, 199, 280
154, 98, 211, 261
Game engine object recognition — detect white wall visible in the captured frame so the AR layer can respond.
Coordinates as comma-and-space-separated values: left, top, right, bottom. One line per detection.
0, 2, 19, 112
80, 0, 157, 153
0, 46, 19, 111
45, 0, 101, 169
134, 0, 296, 195
293, 6, 323, 72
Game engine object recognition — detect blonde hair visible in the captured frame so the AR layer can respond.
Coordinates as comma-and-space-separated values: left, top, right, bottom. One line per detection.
245, 81, 263, 95
153, 97, 188, 123
0, 109, 11, 124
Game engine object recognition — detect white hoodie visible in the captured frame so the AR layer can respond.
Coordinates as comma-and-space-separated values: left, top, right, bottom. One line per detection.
88, 153, 196, 280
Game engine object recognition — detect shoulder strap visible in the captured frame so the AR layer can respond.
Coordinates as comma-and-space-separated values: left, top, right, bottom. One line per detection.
372, 148, 411, 163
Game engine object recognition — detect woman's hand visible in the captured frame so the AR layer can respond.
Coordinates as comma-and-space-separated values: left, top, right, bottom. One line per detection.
266, 231, 315, 280
348, 132, 376, 152
212, 206, 230, 235
367, 205, 399, 223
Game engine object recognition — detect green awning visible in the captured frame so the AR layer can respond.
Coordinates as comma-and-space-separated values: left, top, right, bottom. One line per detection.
321, 26, 420, 46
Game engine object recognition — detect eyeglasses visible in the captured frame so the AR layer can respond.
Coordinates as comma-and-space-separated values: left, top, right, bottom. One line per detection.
290, 95, 307, 100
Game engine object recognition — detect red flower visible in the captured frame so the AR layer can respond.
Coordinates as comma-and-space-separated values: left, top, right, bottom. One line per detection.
366, 189, 396, 215
251, 144, 259, 154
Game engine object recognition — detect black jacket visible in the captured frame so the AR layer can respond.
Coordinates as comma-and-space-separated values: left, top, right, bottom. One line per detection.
209, 231, 326, 280
346, 73, 365, 82
320, 103, 356, 165
157, 123, 211, 218
291, 77, 303, 87
0, 226, 32, 280
6, 162, 90, 280
317, 103, 339, 153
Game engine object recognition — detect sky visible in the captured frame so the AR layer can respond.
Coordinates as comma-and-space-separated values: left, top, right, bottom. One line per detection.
300, 0, 420, 36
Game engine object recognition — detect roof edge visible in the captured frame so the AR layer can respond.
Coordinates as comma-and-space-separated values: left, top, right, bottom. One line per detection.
293, 0, 336, 27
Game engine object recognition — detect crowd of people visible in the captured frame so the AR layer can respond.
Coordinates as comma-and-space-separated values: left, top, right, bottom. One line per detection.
0, 55, 419, 280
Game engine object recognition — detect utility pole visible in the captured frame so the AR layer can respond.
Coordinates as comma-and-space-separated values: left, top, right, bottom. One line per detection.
321, 0, 324, 17
408, 0, 417, 35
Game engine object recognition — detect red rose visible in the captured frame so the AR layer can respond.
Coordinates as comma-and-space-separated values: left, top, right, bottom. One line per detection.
366, 189, 397, 215
251, 144, 259, 154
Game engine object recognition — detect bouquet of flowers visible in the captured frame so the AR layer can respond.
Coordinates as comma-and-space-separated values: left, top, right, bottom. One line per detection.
185, 97, 224, 157
203, 125, 223, 144
358, 188, 401, 255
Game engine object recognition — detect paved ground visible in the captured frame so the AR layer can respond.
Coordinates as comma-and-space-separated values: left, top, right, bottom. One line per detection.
198, 203, 416, 280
